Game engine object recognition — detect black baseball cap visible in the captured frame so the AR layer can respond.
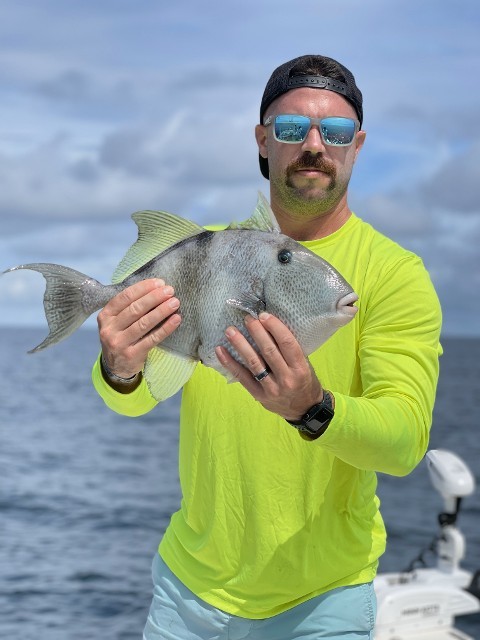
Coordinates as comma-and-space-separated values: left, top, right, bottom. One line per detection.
258, 55, 363, 179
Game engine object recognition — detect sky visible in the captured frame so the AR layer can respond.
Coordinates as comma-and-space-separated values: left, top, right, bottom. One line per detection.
0, 0, 479, 336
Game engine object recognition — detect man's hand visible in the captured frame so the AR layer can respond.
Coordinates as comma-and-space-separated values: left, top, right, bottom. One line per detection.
215, 312, 323, 421
98, 279, 181, 379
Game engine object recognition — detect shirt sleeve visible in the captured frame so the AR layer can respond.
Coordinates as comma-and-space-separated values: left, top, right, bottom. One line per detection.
319, 254, 442, 477
91, 353, 158, 417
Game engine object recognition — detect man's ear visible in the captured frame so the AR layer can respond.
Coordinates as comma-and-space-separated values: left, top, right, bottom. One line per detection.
255, 124, 268, 159
353, 130, 366, 163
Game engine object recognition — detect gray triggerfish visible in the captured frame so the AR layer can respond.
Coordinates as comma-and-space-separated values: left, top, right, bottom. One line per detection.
5, 193, 358, 401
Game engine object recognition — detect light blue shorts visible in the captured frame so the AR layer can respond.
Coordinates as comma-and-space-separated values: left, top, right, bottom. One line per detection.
143, 554, 376, 640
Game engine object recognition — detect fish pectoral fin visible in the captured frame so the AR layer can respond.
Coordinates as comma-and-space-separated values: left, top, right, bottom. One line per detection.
144, 346, 198, 401
226, 291, 266, 319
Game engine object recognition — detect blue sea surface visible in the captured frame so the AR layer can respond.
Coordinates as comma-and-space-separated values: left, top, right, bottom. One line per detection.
1, 328, 479, 639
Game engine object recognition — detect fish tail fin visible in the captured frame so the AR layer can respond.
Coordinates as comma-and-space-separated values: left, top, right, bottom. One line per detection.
5, 263, 112, 352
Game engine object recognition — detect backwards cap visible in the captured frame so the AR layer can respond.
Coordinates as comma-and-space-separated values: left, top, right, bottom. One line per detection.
259, 55, 363, 179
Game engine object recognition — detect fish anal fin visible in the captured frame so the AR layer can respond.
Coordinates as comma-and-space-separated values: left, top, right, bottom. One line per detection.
144, 346, 198, 401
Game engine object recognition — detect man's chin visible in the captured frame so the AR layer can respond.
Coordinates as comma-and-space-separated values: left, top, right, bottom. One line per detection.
286, 182, 334, 202
287, 172, 333, 192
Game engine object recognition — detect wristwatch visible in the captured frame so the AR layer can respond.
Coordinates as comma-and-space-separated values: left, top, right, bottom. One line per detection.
286, 391, 334, 440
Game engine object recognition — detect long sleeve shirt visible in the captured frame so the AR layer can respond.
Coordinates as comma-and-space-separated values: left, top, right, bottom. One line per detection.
92, 212, 442, 618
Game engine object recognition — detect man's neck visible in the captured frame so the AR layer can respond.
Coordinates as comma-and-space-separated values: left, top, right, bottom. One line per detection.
270, 195, 352, 241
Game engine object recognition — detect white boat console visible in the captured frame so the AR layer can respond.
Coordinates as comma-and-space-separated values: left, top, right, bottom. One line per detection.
375, 450, 480, 639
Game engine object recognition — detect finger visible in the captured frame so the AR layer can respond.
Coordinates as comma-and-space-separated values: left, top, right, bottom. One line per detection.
215, 346, 266, 397
136, 309, 182, 350
114, 285, 176, 332
103, 279, 166, 317
98, 289, 179, 351
258, 313, 306, 369
123, 295, 180, 344
243, 315, 290, 377
224, 326, 272, 380
101, 305, 182, 377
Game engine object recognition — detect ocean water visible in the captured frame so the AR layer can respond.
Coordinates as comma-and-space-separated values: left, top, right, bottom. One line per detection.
1, 328, 479, 639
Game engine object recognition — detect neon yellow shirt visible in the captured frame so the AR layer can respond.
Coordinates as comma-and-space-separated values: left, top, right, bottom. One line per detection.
92, 213, 442, 618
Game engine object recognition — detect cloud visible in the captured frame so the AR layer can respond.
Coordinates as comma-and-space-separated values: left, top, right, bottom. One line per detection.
420, 140, 480, 213
0, 0, 479, 334
352, 142, 480, 336
0, 102, 263, 234
34, 69, 137, 119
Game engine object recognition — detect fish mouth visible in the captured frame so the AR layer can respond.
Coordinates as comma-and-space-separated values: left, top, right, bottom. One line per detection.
337, 292, 359, 317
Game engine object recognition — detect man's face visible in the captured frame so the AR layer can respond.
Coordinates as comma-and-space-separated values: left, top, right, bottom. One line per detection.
256, 87, 366, 215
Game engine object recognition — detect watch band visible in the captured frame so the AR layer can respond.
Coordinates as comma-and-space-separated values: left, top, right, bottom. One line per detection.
286, 391, 334, 439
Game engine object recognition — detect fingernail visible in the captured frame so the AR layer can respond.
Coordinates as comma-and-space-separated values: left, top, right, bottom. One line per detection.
170, 313, 181, 325
259, 312, 270, 321
168, 297, 179, 309
225, 327, 236, 338
215, 346, 227, 363
244, 314, 254, 324
163, 286, 174, 296
154, 279, 165, 287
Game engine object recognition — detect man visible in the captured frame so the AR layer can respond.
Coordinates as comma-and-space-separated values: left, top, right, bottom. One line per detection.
92, 55, 442, 639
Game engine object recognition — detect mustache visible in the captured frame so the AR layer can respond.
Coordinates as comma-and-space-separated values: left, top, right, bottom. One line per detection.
287, 154, 336, 179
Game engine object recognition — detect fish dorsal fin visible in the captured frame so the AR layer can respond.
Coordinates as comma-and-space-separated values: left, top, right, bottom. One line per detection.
112, 210, 204, 283
144, 346, 198, 401
227, 191, 280, 233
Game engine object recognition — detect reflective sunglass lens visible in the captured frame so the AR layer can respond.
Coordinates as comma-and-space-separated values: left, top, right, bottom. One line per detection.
274, 115, 310, 142
272, 115, 356, 145
320, 117, 356, 145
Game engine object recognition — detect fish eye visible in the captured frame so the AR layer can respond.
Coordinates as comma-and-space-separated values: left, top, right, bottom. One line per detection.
278, 249, 292, 264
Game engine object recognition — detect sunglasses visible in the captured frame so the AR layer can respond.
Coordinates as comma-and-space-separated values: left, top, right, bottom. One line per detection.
263, 114, 358, 146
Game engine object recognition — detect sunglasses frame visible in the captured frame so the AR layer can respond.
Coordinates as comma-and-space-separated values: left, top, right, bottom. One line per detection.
263, 114, 359, 146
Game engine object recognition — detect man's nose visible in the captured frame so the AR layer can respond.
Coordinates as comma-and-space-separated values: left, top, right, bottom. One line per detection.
300, 125, 326, 154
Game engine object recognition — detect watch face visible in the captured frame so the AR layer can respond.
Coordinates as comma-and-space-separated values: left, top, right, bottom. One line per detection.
287, 395, 334, 438
304, 404, 334, 435
314, 406, 333, 424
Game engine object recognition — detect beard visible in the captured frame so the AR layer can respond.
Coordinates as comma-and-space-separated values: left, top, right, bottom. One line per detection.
270, 152, 350, 217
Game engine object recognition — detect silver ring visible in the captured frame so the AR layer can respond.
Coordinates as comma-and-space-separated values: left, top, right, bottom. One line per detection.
253, 368, 270, 382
